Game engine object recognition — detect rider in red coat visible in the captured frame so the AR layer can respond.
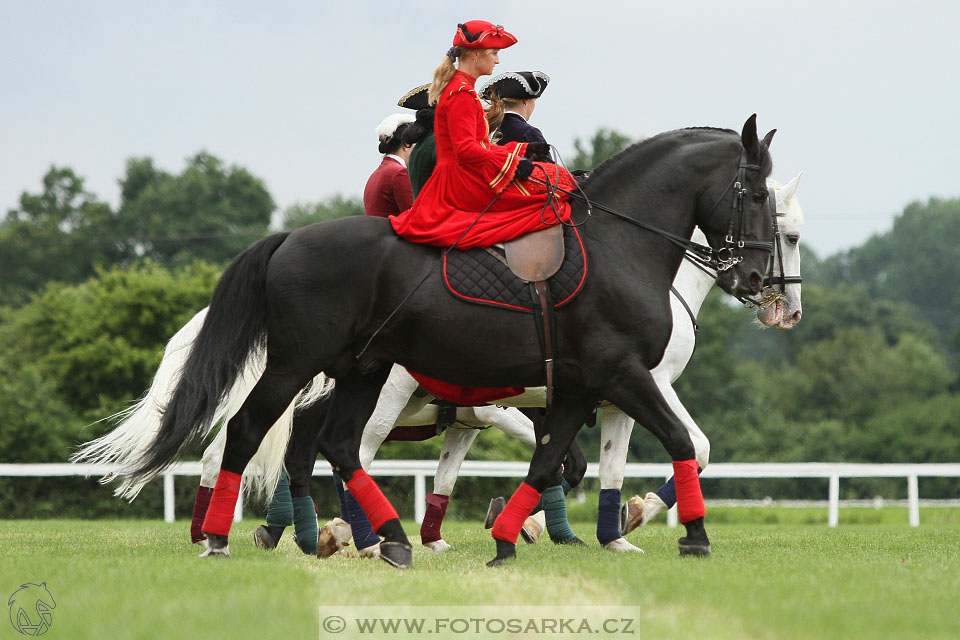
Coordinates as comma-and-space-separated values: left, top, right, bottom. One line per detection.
363, 113, 415, 218
390, 20, 575, 250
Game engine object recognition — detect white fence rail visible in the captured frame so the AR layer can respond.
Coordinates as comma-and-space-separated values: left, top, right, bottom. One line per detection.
2, 461, 958, 527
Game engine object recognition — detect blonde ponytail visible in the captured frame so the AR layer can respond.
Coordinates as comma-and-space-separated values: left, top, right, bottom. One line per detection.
429, 55, 457, 106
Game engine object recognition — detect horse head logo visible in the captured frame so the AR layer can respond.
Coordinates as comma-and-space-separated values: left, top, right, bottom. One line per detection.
7, 582, 56, 636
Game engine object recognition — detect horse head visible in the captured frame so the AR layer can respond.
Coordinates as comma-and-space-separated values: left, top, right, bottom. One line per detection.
697, 115, 776, 300
755, 173, 804, 329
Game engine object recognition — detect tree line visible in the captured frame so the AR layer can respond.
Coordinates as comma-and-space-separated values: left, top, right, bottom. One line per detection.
2, 133, 958, 517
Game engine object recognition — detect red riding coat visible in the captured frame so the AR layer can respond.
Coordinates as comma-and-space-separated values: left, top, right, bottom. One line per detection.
390, 70, 573, 249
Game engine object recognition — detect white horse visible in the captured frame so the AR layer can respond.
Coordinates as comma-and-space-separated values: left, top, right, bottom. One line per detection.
74, 174, 803, 554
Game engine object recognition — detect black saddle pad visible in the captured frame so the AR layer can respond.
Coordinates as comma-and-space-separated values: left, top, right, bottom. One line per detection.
443, 224, 587, 312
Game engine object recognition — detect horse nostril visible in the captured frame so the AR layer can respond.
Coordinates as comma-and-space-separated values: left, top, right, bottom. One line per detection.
793, 310, 802, 323
749, 271, 762, 293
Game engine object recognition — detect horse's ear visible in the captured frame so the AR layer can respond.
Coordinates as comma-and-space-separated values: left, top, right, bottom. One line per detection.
761, 128, 776, 149
781, 172, 802, 202
741, 114, 759, 155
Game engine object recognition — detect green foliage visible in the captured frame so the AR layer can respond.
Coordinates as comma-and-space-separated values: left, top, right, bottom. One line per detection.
0, 167, 120, 305
115, 152, 274, 265
819, 197, 960, 353
568, 128, 635, 169
280, 194, 363, 229
0, 260, 219, 448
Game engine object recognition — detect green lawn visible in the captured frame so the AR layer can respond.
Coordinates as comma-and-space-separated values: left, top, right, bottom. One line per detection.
2, 513, 958, 639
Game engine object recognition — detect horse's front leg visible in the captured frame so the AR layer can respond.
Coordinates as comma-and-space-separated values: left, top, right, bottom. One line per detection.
604, 367, 711, 557
596, 406, 643, 553
487, 392, 596, 566
622, 377, 710, 535
314, 367, 415, 568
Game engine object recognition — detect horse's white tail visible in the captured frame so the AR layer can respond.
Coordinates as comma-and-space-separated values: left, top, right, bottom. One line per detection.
72, 307, 334, 502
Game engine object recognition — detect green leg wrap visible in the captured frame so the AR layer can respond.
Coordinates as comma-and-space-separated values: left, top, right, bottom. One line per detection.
292, 496, 318, 555
266, 470, 294, 527
561, 477, 573, 495
542, 485, 577, 543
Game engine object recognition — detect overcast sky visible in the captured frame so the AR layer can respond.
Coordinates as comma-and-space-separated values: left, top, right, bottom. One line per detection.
2, 1, 958, 256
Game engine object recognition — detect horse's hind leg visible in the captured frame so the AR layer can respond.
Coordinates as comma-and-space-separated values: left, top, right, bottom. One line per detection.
200, 366, 314, 557
255, 396, 329, 554
488, 393, 596, 566
314, 367, 415, 568
420, 424, 481, 552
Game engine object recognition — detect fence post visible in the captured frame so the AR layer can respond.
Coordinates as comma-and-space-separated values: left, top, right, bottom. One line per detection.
828, 472, 839, 527
163, 473, 175, 523
414, 473, 426, 524
907, 474, 919, 527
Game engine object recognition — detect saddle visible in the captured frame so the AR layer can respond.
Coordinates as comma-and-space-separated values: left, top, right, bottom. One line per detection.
443, 224, 587, 407
443, 224, 586, 312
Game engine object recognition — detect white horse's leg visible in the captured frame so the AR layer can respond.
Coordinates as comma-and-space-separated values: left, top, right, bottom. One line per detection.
358, 365, 424, 469
597, 408, 643, 552
420, 425, 481, 553
470, 405, 536, 446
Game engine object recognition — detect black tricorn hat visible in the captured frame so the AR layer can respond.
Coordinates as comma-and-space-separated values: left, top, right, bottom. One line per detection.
397, 84, 431, 110
479, 71, 550, 101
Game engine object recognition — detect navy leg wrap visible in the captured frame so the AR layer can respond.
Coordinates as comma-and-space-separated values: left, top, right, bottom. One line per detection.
597, 488, 622, 545
655, 467, 702, 509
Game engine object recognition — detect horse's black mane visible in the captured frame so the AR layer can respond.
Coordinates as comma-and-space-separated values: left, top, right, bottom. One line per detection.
581, 126, 771, 185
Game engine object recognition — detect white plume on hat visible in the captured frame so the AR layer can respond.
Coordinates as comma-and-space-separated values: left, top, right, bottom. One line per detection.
375, 113, 416, 141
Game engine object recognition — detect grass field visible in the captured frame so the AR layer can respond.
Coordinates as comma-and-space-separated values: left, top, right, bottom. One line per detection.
2, 510, 959, 639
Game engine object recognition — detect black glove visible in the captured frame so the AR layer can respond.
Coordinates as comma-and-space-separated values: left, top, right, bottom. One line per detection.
515, 158, 534, 181
524, 142, 550, 160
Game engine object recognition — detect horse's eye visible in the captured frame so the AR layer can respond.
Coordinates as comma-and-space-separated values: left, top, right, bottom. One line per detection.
753, 191, 768, 203
785, 233, 799, 245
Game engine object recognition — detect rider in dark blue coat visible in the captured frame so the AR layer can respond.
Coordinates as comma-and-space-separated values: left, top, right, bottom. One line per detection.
480, 71, 551, 148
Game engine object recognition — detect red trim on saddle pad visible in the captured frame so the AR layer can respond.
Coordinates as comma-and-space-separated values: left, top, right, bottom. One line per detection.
672, 459, 706, 523
408, 370, 523, 405
201, 470, 242, 536
345, 469, 399, 531
491, 482, 541, 543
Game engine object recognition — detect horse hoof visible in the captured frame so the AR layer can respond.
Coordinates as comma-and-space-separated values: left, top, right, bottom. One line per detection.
199, 534, 230, 558
317, 518, 352, 559
622, 492, 667, 535
423, 539, 452, 553
486, 538, 516, 567
520, 516, 543, 544
484, 497, 506, 529
555, 536, 587, 547
379, 542, 412, 569
253, 525, 276, 550
678, 538, 712, 557
604, 537, 644, 553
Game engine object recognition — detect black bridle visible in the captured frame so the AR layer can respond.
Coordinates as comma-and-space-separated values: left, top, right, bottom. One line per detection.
531, 147, 775, 285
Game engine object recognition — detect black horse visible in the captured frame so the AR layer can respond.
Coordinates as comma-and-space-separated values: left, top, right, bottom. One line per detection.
132, 116, 775, 567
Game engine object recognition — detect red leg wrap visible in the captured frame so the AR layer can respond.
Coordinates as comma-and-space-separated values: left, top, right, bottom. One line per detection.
492, 482, 541, 543
673, 459, 706, 523
419, 493, 450, 544
201, 470, 241, 536
345, 469, 399, 531
190, 485, 214, 543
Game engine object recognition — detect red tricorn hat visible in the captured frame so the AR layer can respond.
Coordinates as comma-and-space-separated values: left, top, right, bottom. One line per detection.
452, 20, 518, 49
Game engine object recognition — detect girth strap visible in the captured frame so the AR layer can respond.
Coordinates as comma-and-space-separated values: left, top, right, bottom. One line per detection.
530, 280, 556, 409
